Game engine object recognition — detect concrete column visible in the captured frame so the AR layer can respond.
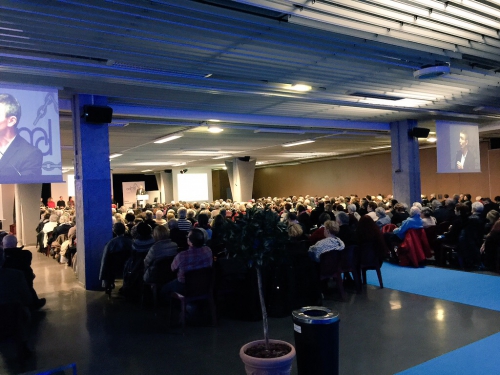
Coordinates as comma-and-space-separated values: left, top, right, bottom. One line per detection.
72, 95, 112, 290
390, 119, 422, 206
158, 171, 173, 204
225, 158, 256, 202
14, 184, 42, 245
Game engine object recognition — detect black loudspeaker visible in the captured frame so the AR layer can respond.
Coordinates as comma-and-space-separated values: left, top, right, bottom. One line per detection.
164, 169, 172, 173
83, 105, 113, 123
490, 138, 500, 149
408, 127, 430, 138
238, 156, 251, 162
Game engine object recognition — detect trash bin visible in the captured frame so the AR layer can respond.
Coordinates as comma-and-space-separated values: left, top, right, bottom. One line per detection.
292, 306, 339, 375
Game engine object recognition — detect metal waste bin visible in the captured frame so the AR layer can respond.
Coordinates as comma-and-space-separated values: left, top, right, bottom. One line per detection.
292, 306, 339, 375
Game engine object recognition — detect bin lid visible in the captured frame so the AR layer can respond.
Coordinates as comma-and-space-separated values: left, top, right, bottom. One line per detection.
292, 306, 339, 325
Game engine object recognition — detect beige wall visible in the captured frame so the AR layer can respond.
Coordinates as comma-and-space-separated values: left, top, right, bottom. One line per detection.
250, 141, 499, 202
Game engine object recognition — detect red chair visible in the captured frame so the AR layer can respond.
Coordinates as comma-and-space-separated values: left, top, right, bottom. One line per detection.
382, 224, 397, 233
170, 267, 217, 332
397, 228, 431, 267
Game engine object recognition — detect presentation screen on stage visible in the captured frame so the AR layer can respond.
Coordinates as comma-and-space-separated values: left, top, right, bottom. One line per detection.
0, 85, 62, 184
436, 121, 480, 173
177, 173, 209, 202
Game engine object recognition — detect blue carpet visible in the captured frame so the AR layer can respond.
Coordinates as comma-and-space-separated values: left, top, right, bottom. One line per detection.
366, 262, 500, 311
396, 332, 500, 375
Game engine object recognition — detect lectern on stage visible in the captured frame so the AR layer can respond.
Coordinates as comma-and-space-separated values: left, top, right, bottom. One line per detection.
136, 194, 149, 209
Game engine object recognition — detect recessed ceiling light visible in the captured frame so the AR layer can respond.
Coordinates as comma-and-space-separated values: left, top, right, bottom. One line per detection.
282, 139, 315, 147
109, 153, 122, 159
134, 162, 175, 166
212, 155, 232, 159
208, 126, 223, 133
154, 133, 184, 144
141, 169, 153, 172
289, 84, 312, 92
427, 137, 437, 143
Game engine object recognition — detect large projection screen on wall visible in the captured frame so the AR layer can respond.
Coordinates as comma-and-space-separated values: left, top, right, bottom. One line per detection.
436, 121, 481, 173
177, 173, 209, 202
0, 84, 62, 184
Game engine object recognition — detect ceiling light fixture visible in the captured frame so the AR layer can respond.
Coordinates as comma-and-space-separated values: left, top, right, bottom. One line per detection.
282, 139, 315, 147
154, 133, 184, 144
109, 153, 122, 159
208, 126, 223, 133
254, 128, 306, 134
212, 155, 233, 159
413, 64, 450, 79
289, 84, 312, 92
141, 169, 153, 172
427, 137, 437, 143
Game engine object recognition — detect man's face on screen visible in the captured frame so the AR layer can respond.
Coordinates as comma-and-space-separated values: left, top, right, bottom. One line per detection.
0, 103, 17, 136
459, 132, 468, 150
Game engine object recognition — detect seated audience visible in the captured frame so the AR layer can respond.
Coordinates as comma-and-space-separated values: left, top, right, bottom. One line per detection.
336, 211, 355, 246
154, 210, 166, 226
0, 246, 34, 357
309, 213, 331, 245
375, 207, 391, 229
143, 225, 178, 283
391, 203, 409, 226
177, 207, 192, 232
356, 215, 389, 264
481, 219, 500, 271
392, 206, 423, 240
308, 220, 345, 262
160, 228, 213, 298
421, 207, 437, 228
288, 223, 307, 242
484, 210, 499, 235
99, 223, 133, 292
2, 235, 46, 310
457, 202, 485, 269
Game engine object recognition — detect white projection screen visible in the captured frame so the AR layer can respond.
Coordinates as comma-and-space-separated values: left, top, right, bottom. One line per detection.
0, 84, 62, 184
177, 173, 209, 202
436, 121, 481, 173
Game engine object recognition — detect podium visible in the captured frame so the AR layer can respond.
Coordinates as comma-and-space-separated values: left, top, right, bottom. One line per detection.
136, 194, 149, 209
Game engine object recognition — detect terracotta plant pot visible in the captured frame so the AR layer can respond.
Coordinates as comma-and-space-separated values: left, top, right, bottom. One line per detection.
240, 339, 296, 375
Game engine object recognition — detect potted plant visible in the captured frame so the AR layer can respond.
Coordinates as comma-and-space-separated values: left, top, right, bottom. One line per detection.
223, 206, 296, 375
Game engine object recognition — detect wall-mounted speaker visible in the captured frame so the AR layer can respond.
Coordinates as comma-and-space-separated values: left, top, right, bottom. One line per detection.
83, 105, 113, 124
408, 127, 430, 138
238, 156, 251, 162
490, 138, 500, 149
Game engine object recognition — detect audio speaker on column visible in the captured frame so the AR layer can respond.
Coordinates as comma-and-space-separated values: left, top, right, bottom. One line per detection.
408, 127, 430, 138
490, 138, 500, 149
83, 105, 113, 123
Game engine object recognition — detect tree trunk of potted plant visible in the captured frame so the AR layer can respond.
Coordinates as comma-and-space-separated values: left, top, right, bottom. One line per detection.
239, 265, 296, 375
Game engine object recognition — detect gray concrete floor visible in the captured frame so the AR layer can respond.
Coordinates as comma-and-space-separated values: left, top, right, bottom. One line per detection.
1, 249, 499, 375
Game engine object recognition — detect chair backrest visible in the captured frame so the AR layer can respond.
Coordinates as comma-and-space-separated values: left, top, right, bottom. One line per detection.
319, 250, 341, 278
382, 224, 397, 233
184, 267, 214, 297
147, 256, 176, 284
436, 221, 450, 235
339, 245, 358, 271
358, 242, 378, 266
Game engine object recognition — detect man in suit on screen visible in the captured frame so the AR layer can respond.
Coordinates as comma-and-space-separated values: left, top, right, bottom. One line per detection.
0, 93, 43, 178
454, 130, 477, 171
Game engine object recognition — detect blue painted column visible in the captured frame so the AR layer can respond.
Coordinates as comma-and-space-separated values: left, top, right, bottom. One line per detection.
390, 119, 422, 206
72, 95, 112, 290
